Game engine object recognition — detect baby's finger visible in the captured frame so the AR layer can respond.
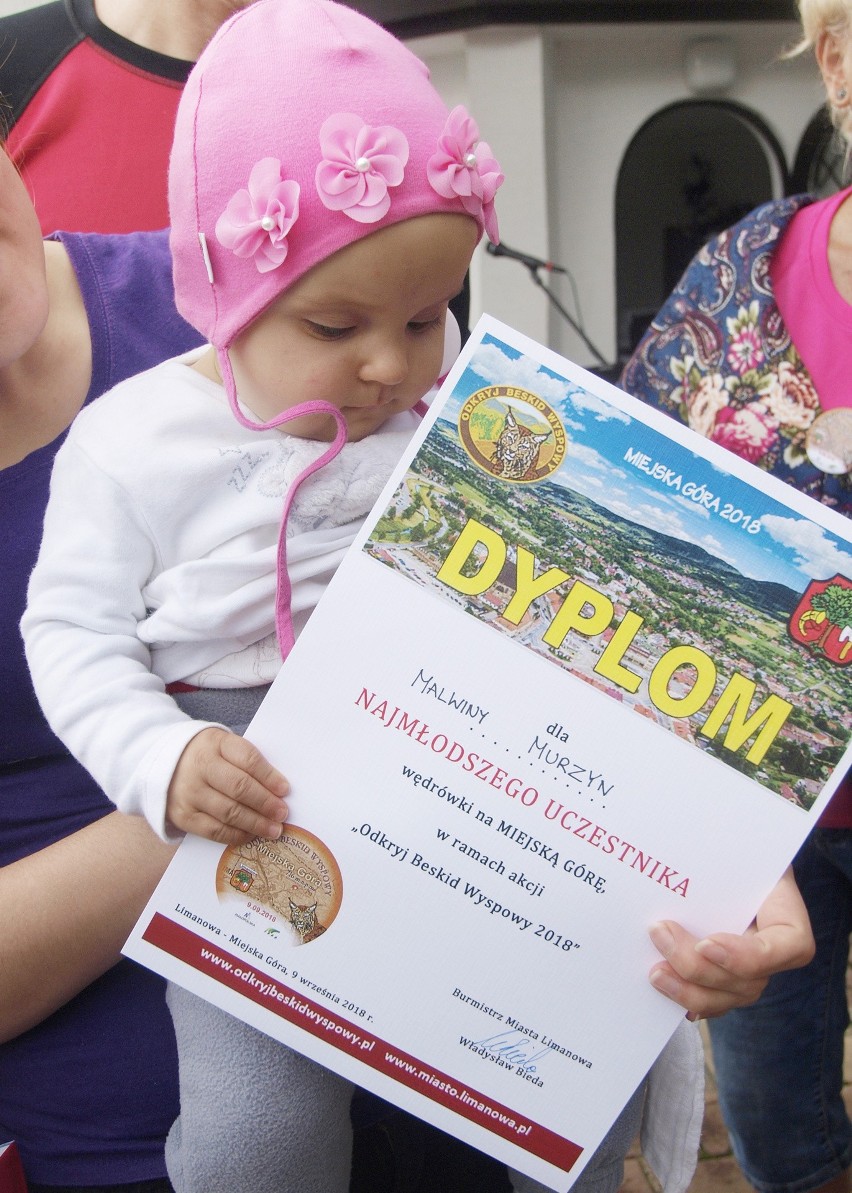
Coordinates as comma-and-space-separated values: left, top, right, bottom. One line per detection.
197, 739, 289, 824
176, 804, 276, 847
218, 733, 290, 799
167, 729, 290, 842
202, 764, 290, 840
188, 777, 287, 841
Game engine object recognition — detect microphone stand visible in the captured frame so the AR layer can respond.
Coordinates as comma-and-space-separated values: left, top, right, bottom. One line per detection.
487, 243, 611, 369
524, 264, 609, 369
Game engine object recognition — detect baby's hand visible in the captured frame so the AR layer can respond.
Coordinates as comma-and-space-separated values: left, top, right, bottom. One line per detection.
166, 728, 290, 844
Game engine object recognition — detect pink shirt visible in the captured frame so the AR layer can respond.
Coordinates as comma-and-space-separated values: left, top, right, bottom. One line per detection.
771, 187, 852, 828
771, 185, 852, 410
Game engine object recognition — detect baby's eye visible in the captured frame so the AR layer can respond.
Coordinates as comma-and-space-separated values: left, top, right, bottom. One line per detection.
407, 315, 443, 334
306, 321, 353, 340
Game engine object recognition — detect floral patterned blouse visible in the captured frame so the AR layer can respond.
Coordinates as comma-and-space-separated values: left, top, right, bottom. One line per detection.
621, 194, 852, 519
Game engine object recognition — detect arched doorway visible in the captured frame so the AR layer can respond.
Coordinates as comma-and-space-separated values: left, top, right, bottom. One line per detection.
615, 100, 788, 366
791, 106, 849, 197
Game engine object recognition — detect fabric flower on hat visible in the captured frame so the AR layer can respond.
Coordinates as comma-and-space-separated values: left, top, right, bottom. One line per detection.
315, 114, 409, 224
215, 158, 300, 273
427, 105, 503, 243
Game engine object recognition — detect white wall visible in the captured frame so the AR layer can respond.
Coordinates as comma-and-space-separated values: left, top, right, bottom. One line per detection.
547, 21, 819, 365
0, 0, 44, 12
412, 19, 821, 367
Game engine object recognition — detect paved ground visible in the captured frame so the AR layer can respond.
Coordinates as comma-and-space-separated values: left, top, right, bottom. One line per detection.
621, 1012, 852, 1192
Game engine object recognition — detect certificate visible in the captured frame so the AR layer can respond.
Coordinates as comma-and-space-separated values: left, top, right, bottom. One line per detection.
125, 316, 852, 1191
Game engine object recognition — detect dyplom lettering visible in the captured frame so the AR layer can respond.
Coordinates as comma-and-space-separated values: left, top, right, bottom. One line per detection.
436, 517, 792, 767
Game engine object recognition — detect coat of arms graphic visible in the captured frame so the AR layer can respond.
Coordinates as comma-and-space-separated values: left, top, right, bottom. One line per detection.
789, 575, 852, 665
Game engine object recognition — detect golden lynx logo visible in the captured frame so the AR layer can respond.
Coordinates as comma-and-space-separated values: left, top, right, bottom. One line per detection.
459, 386, 566, 483
789, 575, 852, 665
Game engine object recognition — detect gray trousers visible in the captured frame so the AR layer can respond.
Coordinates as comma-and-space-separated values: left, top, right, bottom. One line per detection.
510, 1079, 645, 1192
165, 983, 355, 1193
166, 684, 354, 1193
166, 977, 642, 1193
166, 685, 644, 1193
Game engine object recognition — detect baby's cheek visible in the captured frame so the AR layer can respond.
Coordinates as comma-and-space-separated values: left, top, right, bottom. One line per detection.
420, 341, 447, 391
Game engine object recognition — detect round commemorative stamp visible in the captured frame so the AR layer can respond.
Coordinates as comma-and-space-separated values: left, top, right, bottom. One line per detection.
216, 825, 343, 946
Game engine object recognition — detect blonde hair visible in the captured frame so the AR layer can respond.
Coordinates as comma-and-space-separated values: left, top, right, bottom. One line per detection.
794, 0, 851, 52
789, 0, 852, 144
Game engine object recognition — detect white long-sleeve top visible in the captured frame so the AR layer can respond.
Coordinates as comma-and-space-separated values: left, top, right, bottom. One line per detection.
23, 349, 421, 837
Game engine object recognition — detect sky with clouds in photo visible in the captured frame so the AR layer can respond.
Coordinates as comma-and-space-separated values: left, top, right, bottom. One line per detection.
439, 333, 852, 594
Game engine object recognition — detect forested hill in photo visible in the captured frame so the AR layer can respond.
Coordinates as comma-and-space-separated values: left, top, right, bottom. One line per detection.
367, 415, 848, 806
545, 469, 799, 622
429, 413, 798, 624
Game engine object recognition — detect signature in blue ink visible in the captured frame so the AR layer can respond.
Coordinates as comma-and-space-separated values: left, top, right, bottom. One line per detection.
473, 1030, 550, 1074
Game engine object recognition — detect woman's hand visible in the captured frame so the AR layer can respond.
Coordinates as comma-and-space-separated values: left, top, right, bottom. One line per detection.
648, 866, 815, 1020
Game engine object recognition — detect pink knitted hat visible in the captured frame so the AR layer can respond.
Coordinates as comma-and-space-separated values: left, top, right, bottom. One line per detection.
169, 0, 503, 351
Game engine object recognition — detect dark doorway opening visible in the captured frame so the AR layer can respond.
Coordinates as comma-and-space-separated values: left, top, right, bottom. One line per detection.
615, 100, 788, 365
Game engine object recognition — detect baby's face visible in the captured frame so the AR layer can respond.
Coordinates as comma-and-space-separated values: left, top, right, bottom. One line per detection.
226, 213, 477, 442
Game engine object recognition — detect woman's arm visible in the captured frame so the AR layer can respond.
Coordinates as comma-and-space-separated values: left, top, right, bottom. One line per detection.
21, 423, 219, 838
0, 811, 175, 1042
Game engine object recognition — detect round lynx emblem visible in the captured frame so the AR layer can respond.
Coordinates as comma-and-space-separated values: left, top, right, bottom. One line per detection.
459, 386, 566, 483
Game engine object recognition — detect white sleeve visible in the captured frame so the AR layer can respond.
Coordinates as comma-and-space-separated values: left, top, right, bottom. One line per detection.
22, 435, 219, 840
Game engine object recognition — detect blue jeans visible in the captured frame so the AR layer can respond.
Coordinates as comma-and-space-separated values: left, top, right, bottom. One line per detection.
709, 829, 852, 1192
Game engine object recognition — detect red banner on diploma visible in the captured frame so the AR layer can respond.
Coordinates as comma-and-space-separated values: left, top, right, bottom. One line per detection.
143, 913, 582, 1173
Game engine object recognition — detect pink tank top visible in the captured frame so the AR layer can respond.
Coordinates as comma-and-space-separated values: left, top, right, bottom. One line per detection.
771, 185, 852, 409
771, 188, 852, 828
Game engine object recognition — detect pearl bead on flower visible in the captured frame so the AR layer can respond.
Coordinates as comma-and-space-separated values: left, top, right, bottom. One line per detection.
260, 215, 276, 231
355, 157, 371, 173
464, 152, 477, 168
